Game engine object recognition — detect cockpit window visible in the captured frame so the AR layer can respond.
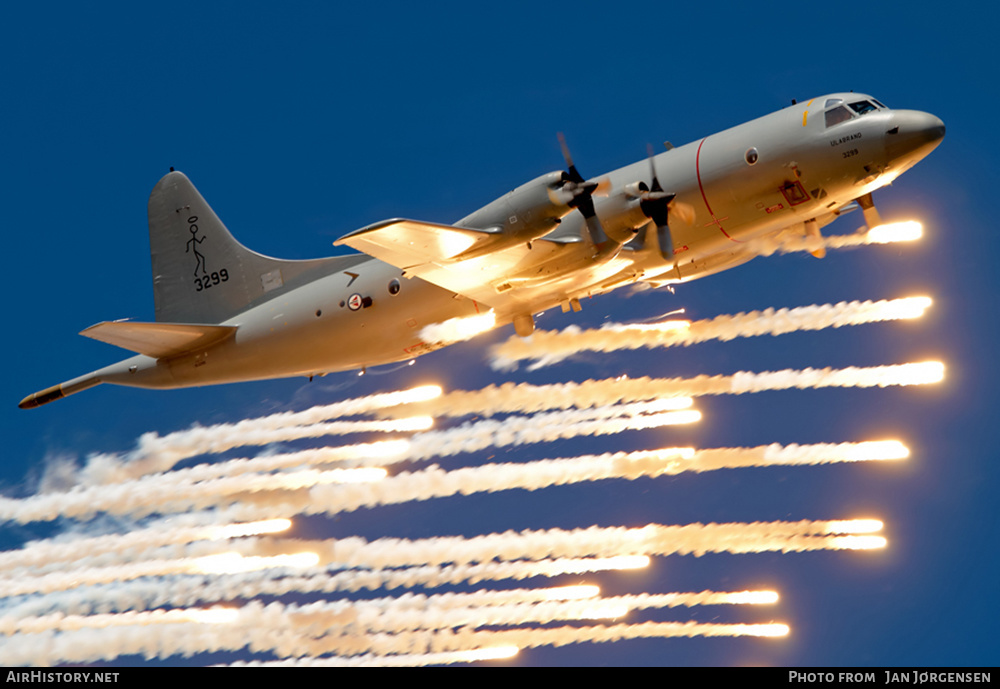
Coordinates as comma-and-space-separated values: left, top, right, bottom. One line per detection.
849, 100, 878, 115
825, 105, 853, 127
872, 98, 888, 109
825, 98, 844, 107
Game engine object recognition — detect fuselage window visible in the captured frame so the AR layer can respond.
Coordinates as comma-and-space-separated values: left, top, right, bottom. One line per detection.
849, 100, 878, 116
745, 147, 759, 165
825, 106, 853, 127
388, 278, 401, 295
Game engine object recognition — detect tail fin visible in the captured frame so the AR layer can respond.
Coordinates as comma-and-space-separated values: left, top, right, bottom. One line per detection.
148, 171, 363, 323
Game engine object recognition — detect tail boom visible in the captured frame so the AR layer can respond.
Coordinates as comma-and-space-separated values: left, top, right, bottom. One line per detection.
18, 374, 102, 409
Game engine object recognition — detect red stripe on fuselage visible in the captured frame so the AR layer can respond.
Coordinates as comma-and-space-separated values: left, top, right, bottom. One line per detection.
695, 138, 742, 243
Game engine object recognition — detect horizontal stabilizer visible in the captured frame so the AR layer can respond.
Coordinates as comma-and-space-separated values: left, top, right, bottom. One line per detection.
80, 321, 237, 359
335, 219, 502, 269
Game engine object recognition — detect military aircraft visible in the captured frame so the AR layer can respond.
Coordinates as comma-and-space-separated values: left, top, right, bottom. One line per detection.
19, 93, 944, 408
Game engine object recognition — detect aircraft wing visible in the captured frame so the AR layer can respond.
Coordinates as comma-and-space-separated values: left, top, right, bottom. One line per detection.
336, 218, 589, 313
80, 321, 238, 358
334, 219, 504, 269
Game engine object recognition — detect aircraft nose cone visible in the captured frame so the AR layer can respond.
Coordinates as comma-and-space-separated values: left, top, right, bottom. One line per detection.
886, 110, 946, 165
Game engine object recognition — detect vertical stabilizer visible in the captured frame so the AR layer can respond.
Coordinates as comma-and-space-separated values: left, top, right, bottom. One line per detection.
147, 171, 362, 323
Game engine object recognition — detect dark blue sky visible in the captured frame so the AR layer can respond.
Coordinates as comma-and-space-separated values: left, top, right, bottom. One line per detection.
2, 2, 997, 666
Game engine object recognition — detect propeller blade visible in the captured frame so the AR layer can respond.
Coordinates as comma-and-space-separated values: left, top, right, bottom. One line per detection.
656, 223, 675, 260
670, 199, 696, 225
574, 190, 598, 218
639, 145, 674, 260
547, 187, 576, 207
584, 213, 609, 247
557, 132, 584, 184
647, 143, 664, 192
553, 134, 617, 256
637, 143, 691, 259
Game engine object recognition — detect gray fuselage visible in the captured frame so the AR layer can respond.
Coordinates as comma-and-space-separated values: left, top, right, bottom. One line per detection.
20, 92, 944, 407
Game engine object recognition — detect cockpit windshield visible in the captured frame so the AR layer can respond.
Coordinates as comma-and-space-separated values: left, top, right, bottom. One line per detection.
849, 100, 878, 116
824, 97, 886, 127
825, 106, 853, 127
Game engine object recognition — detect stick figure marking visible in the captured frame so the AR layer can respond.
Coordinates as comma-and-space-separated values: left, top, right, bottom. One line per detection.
186, 225, 208, 276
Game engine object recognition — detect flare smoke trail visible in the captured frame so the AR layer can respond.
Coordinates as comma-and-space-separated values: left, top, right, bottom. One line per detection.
291, 620, 790, 661
77, 385, 442, 485
49, 358, 938, 501
748, 221, 923, 257
420, 312, 497, 345
239, 648, 522, 667
400, 361, 944, 419
0, 285, 941, 664
244, 519, 884, 569
0, 518, 291, 572
0, 558, 654, 619
0, 434, 904, 529
0, 613, 788, 666
0, 519, 880, 598
490, 297, 932, 370
0, 401, 699, 525
223, 440, 905, 525
0, 588, 773, 637
257, 441, 907, 520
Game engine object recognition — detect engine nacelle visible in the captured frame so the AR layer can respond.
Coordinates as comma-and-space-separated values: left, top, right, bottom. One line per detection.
457, 171, 574, 243
593, 187, 655, 244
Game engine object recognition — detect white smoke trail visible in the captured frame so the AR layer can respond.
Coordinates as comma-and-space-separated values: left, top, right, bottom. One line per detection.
307, 590, 778, 635
0, 403, 695, 526
490, 297, 932, 370
0, 605, 786, 666
19, 361, 938, 526
0, 558, 652, 619
76, 385, 441, 485
0, 458, 389, 525
403, 404, 701, 462
249, 592, 772, 639
419, 311, 497, 344
254, 619, 791, 661
399, 361, 945, 419
222, 440, 905, 524
245, 519, 884, 570
0, 605, 237, 635
233, 647, 521, 667
0, 518, 877, 598
0, 439, 897, 576
0, 551, 320, 598
748, 221, 922, 257
0, 288, 936, 665
0, 518, 291, 573
1, 588, 771, 638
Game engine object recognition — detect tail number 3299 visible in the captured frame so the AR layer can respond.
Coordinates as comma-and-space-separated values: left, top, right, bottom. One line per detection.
195, 269, 229, 291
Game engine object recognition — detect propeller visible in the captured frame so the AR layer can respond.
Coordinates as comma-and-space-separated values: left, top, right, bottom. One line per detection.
626, 145, 693, 260
548, 133, 612, 247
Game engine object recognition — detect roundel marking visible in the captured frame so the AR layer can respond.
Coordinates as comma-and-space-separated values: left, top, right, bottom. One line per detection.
347, 293, 363, 311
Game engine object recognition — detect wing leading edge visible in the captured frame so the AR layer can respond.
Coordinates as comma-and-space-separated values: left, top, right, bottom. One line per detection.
334, 219, 504, 268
